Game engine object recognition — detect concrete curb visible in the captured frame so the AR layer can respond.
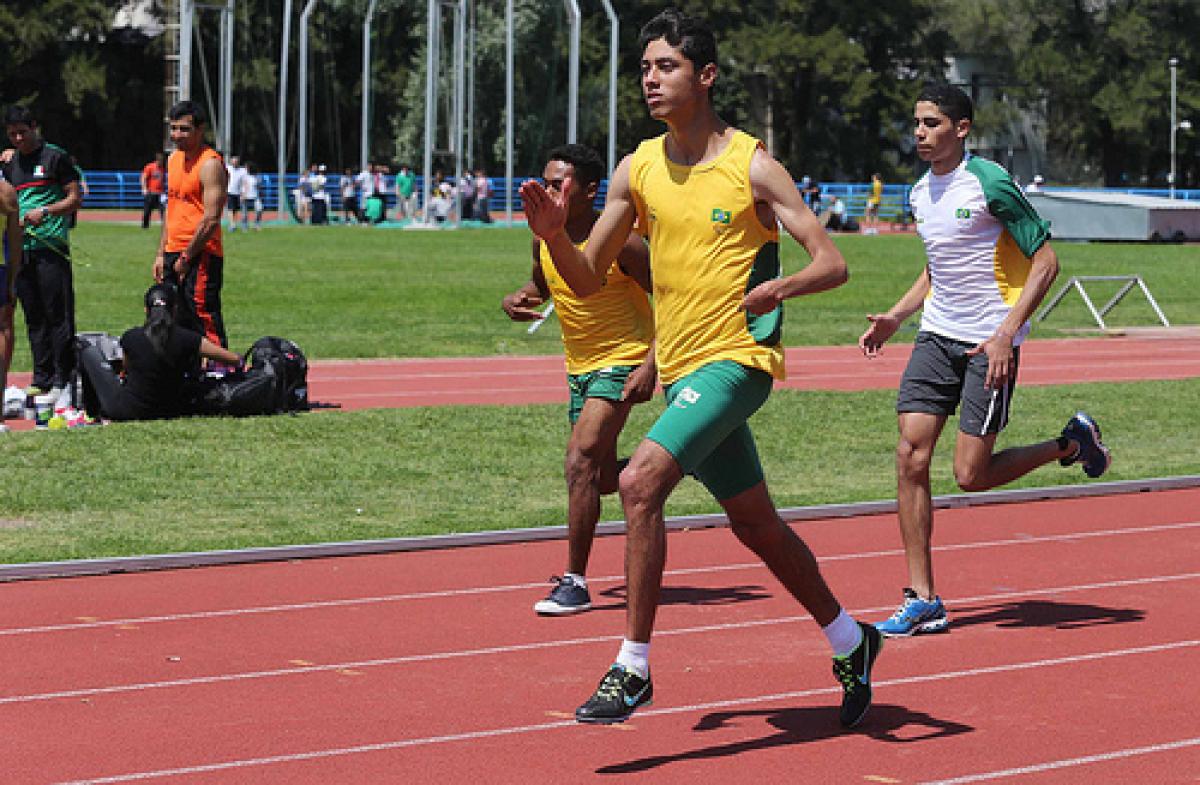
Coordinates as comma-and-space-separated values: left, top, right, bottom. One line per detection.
2, 475, 1197, 582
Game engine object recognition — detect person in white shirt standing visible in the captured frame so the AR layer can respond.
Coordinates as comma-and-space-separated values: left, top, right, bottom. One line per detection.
225, 155, 247, 231
240, 162, 263, 230
858, 83, 1111, 638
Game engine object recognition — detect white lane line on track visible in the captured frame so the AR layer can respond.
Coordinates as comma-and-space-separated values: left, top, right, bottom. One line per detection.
918, 737, 1200, 784
4, 519, 1198, 637
49, 639, 1200, 784
5, 571, 1198, 706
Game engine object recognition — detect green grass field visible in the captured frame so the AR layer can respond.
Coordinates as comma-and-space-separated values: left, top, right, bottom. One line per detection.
0, 222, 1195, 564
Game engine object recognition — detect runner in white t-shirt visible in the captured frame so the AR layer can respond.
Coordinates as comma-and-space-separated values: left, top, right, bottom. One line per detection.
857, 84, 1111, 638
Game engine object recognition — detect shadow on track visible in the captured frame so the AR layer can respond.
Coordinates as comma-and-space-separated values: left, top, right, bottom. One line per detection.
595, 583, 773, 611
596, 704, 973, 774
950, 599, 1145, 631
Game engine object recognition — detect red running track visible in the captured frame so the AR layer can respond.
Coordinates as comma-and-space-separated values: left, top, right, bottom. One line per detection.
3, 488, 1199, 783
5, 335, 1194, 425
304, 334, 1200, 411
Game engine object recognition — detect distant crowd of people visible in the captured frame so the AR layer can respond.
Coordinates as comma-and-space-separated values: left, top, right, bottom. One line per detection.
284, 163, 494, 227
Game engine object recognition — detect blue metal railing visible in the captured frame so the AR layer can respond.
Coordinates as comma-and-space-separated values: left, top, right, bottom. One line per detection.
76, 171, 1200, 218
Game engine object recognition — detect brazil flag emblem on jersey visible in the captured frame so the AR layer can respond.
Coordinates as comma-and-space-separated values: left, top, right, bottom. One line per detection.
711, 208, 732, 225
955, 207, 971, 219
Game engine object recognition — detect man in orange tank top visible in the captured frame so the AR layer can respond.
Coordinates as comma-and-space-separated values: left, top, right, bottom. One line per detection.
154, 101, 229, 349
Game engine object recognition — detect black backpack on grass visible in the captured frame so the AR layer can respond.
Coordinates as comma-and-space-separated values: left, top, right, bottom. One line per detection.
247, 336, 310, 413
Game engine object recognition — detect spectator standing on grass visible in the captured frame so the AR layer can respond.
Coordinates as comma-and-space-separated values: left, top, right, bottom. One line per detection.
474, 168, 492, 223
294, 165, 313, 224
240, 162, 263, 230
154, 100, 229, 350
521, 8, 880, 729
226, 155, 247, 231
458, 169, 476, 221
864, 172, 882, 234
340, 168, 359, 224
356, 163, 374, 223
0, 177, 22, 425
311, 164, 330, 225
502, 143, 655, 616
858, 83, 1111, 639
2, 105, 82, 398
395, 165, 416, 220
67, 157, 88, 230
141, 151, 167, 229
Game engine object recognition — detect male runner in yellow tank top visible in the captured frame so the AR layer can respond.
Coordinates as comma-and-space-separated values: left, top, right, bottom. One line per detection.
502, 144, 655, 616
521, 8, 882, 728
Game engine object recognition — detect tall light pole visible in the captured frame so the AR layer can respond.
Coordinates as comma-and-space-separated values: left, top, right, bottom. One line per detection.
600, 0, 618, 175
361, 0, 379, 173
277, 0, 293, 220
1170, 57, 1178, 199
563, 0, 579, 143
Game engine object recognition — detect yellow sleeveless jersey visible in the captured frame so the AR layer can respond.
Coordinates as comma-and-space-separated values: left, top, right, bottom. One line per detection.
539, 240, 653, 375
629, 130, 784, 384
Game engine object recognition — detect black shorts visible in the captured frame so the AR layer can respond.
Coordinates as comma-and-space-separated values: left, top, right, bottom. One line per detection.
226, 194, 242, 211
896, 331, 1020, 436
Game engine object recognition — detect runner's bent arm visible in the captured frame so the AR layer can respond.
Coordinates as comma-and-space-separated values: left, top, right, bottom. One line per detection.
616, 232, 652, 294
153, 195, 170, 282
501, 240, 551, 321
177, 157, 228, 275
520, 155, 637, 298
1, 181, 21, 286
21, 181, 81, 228
743, 149, 847, 314
966, 240, 1059, 388
859, 267, 930, 357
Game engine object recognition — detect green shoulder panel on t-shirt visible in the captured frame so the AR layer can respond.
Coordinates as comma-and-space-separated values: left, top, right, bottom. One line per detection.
965, 156, 1050, 258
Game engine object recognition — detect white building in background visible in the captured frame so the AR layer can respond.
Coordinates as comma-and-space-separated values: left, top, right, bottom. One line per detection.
947, 56, 1047, 186
114, 1, 164, 37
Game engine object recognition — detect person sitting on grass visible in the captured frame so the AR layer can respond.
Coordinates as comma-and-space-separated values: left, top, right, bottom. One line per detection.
77, 283, 242, 422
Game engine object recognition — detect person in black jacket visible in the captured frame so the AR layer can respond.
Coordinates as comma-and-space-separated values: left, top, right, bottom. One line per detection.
78, 283, 242, 421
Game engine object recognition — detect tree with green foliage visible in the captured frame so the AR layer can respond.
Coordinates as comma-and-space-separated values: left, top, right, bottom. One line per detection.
934, 0, 1200, 187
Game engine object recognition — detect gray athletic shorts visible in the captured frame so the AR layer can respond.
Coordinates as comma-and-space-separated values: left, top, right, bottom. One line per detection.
896, 331, 1020, 436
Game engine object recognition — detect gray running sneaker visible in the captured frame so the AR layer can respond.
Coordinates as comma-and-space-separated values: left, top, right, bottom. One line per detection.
533, 575, 592, 615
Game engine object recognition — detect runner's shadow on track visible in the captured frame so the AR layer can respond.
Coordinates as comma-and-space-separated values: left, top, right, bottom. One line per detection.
950, 599, 1144, 631
596, 704, 973, 774
595, 583, 772, 610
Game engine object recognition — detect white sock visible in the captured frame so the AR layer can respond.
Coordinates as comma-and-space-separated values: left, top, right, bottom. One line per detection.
616, 639, 650, 678
823, 609, 863, 658
564, 572, 587, 588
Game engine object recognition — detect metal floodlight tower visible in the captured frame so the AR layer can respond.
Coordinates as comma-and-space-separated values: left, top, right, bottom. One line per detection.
466, 0, 475, 171
278, 0, 294, 219
422, 0, 467, 226
422, 0, 440, 223
505, 0, 513, 223
1170, 57, 1179, 199
362, 0, 379, 173
219, 0, 235, 154
600, 0, 618, 174
298, 0, 317, 176
453, 0, 466, 226
563, 0, 580, 143
180, 0, 195, 99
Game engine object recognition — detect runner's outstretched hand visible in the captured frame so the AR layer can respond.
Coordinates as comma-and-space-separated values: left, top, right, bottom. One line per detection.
859, 313, 901, 357
501, 290, 546, 321
519, 176, 571, 241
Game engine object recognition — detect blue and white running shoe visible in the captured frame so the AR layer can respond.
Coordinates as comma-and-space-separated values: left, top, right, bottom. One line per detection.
1060, 411, 1112, 479
876, 588, 949, 637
